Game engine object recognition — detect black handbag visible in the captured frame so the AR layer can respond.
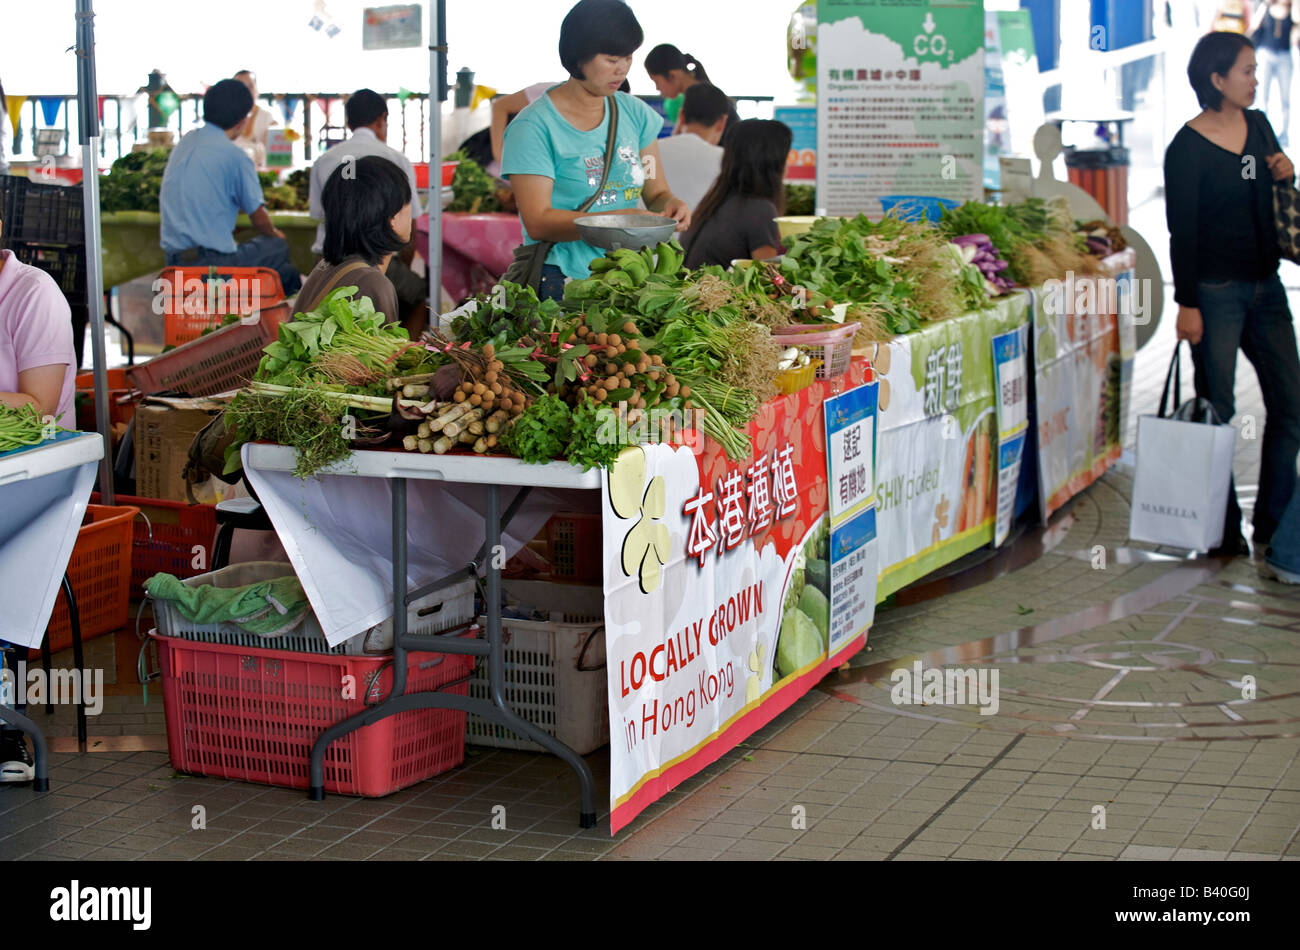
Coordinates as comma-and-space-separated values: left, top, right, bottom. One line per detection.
501, 95, 620, 290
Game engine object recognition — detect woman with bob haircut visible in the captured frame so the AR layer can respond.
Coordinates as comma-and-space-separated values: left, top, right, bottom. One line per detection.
296, 154, 412, 320
681, 119, 790, 269
1165, 30, 1300, 562
503, 0, 691, 301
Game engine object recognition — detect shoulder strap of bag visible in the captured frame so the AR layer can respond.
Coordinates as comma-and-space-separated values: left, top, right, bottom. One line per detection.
301, 259, 372, 313
1248, 107, 1282, 157
574, 95, 620, 215
1158, 341, 1184, 419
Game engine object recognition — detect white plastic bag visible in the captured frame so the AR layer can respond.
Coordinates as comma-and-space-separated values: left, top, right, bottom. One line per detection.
1129, 344, 1235, 551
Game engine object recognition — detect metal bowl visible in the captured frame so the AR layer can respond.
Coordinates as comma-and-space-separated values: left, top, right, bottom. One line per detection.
575, 213, 678, 251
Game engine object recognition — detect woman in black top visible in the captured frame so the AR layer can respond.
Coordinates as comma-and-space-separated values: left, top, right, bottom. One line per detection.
1165, 31, 1300, 559
682, 119, 790, 270
1253, 1, 1298, 147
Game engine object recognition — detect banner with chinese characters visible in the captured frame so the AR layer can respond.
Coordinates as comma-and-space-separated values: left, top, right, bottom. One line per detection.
816, 0, 985, 217
991, 324, 1030, 546
868, 294, 1029, 599
1033, 250, 1134, 520
601, 363, 874, 834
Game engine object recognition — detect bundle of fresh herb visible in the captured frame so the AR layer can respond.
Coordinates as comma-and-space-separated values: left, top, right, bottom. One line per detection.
501, 394, 572, 464
450, 281, 565, 348
224, 382, 388, 479
443, 151, 501, 213
256, 288, 434, 389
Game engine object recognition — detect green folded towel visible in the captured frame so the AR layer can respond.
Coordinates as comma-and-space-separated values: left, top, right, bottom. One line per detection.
146, 572, 312, 637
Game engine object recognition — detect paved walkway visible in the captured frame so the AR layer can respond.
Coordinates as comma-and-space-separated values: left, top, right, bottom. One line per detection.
3, 229, 1298, 861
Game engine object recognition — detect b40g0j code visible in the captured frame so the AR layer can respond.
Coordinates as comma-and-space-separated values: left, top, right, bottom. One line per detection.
1202, 886, 1248, 900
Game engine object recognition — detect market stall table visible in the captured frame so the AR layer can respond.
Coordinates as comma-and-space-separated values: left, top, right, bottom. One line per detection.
242, 443, 603, 826
101, 211, 321, 290
0, 432, 104, 789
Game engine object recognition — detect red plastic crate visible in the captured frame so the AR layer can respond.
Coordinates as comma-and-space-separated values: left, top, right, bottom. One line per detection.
546, 512, 601, 584
45, 503, 139, 653
75, 368, 138, 432
126, 306, 285, 397
91, 492, 217, 600
153, 631, 476, 796
155, 266, 286, 347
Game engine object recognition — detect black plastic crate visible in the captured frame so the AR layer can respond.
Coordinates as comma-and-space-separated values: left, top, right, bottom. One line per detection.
0, 175, 85, 245
10, 243, 88, 306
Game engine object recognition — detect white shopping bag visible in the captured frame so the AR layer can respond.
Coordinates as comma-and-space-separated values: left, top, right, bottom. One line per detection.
1129, 344, 1236, 551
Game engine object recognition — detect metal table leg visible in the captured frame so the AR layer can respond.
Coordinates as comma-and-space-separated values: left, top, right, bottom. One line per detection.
480, 484, 597, 828
63, 575, 88, 751
306, 478, 598, 828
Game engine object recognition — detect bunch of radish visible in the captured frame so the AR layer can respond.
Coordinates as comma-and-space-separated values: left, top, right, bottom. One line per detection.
951, 233, 1015, 295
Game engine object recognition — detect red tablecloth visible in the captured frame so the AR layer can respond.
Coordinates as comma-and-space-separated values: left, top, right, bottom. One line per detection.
416, 212, 522, 302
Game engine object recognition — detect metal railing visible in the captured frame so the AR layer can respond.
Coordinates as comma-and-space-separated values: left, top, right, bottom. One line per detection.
8, 91, 775, 166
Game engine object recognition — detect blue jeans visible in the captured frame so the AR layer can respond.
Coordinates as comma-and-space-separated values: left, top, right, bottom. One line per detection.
1257, 46, 1293, 147
537, 264, 567, 303
1267, 475, 1300, 573
1192, 275, 1300, 545
164, 234, 303, 296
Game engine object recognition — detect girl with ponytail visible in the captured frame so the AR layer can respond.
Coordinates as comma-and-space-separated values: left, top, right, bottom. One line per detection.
645, 44, 717, 132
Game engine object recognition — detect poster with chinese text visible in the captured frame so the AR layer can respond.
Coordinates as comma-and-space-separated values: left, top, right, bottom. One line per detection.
816, 0, 985, 217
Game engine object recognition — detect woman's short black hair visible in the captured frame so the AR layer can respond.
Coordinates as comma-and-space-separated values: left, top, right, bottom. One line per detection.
1188, 31, 1254, 110
559, 0, 644, 79
321, 155, 412, 266
346, 89, 388, 130
204, 79, 254, 130
680, 83, 731, 127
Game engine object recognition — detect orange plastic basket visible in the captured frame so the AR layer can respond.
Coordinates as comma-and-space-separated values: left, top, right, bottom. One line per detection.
127, 304, 288, 397
153, 630, 476, 796
155, 266, 286, 347
75, 368, 138, 431
91, 492, 218, 600
45, 503, 139, 653
546, 512, 602, 584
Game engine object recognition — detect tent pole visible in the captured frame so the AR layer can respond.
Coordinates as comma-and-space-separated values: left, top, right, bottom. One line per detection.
75, 0, 113, 504
428, 0, 447, 314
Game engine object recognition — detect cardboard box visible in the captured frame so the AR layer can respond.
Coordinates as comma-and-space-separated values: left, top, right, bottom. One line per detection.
133, 394, 230, 502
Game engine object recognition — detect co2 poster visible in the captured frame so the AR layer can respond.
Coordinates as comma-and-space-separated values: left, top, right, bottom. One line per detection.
816, 0, 985, 217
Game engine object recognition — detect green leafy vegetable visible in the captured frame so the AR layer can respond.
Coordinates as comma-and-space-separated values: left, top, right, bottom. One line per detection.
502, 395, 572, 464
565, 394, 622, 472
443, 151, 501, 213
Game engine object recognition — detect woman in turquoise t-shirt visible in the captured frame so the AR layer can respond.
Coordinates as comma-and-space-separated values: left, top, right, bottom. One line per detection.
502, 0, 692, 301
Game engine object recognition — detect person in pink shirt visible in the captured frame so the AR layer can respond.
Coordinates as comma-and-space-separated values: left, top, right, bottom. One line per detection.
0, 214, 76, 428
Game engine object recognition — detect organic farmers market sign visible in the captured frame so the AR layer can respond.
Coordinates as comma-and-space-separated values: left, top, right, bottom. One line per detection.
601, 363, 874, 834
816, 0, 985, 216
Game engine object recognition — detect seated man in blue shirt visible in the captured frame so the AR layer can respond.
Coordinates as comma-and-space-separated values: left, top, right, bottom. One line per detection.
159, 79, 302, 294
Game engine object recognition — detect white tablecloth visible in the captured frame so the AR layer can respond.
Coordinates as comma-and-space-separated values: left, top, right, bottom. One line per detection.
0, 435, 104, 649
243, 444, 600, 647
